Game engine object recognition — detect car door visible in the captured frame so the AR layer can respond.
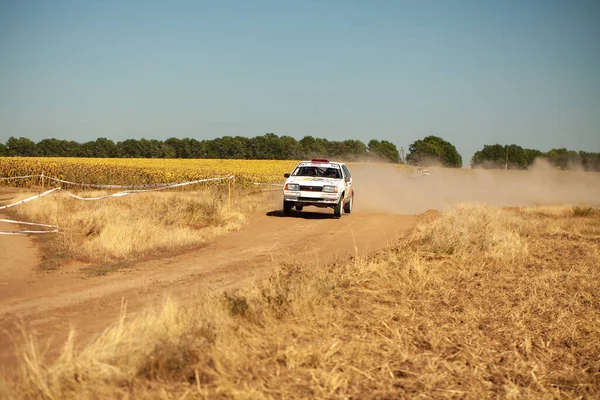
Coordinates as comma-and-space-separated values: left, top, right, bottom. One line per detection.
342, 164, 353, 200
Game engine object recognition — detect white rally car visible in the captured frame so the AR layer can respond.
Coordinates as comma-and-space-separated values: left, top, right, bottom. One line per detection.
282, 159, 354, 218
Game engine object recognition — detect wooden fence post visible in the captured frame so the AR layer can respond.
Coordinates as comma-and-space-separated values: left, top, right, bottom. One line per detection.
56, 189, 61, 230
228, 178, 231, 211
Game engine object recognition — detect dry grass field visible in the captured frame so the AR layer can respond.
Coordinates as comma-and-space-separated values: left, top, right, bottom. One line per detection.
6, 187, 268, 269
1, 203, 599, 399
1, 161, 599, 399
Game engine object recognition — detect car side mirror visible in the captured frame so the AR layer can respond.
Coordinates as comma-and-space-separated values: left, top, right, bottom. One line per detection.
344, 177, 350, 182
284, 173, 290, 178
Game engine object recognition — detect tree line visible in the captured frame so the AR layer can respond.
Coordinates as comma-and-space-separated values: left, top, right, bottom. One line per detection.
471, 144, 600, 171
1, 133, 598, 170
0, 134, 401, 163
402, 135, 599, 171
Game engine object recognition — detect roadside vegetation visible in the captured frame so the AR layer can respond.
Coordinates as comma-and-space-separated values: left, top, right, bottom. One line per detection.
2, 204, 598, 399
5, 187, 269, 269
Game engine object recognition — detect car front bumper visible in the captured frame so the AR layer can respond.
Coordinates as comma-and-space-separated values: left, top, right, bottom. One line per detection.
283, 190, 341, 205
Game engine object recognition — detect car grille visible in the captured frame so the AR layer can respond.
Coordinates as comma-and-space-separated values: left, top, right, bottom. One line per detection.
299, 185, 323, 192
298, 197, 325, 202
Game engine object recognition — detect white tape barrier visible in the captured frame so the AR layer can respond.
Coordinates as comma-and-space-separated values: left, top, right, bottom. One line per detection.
0, 188, 61, 211
62, 176, 235, 201
0, 189, 61, 234
0, 176, 233, 206
1, 174, 235, 190
0, 218, 58, 235
0, 175, 39, 181
0, 230, 58, 235
0, 176, 234, 235
253, 182, 284, 187
44, 176, 184, 189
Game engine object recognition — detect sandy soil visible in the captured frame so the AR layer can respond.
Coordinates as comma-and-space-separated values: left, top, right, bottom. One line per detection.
0, 204, 416, 368
0, 220, 39, 283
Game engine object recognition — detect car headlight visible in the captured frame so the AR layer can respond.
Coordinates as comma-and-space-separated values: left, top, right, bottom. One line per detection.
285, 183, 300, 191
322, 185, 338, 193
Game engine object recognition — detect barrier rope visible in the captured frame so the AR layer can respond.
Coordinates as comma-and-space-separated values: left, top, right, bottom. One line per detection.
0, 175, 236, 235
0, 218, 58, 235
0, 188, 61, 211
0, 175, 39, 181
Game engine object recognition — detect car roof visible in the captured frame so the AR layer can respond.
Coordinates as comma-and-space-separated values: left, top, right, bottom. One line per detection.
297, 159, 346, 166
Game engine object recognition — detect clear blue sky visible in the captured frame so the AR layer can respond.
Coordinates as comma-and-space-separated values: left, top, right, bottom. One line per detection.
1, 0, 599, 163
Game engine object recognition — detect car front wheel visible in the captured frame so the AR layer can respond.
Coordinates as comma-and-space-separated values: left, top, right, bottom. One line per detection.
283, 201, 293, 216
334, 199, 344, 218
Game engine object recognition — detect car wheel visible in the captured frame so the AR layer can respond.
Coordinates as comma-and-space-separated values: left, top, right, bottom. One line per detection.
296, 205, 303, 211
283, 201, 293, 216
344, 194, 353, 214
334, 199, 343, 218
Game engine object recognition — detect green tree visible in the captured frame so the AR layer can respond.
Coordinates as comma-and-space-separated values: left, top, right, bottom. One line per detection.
471, 144, 541, 169
188, 139, 206, 158
155, 141, 176, 158
217, 136, 249, 159
126, 138, 157, 158
64, 140, 84, 157
145, 139, 174, 158
249, 133, 282, 159
6, 137, 37, 156
544, 148, 580, 170
278, 135, 301, 159
204, 138, 221, 159
92, 138, 119, 158
137, 139, 155, 158
117, 139, 142, 157
80, 141, 98, 157
406, 135, 462, 167
343, 139, 368, 160
368, 140, 401, 163
579, 151, 600, 171
0, 142, 6, 156
299, 136, 326, 158
165, 137, 193, 158
327, 141, 348, 158
37, 138, 68, 156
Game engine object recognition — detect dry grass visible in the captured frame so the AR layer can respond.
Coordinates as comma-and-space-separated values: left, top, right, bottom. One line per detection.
2, 204, 599, 399
6, 187, 268, 269
409, 204, 529, 262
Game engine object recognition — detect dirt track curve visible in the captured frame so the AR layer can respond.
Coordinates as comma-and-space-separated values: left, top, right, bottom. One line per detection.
0, 204, 416, 368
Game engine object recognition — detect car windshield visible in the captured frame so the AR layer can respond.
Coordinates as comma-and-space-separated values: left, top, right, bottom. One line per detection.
292, 166, 341, 179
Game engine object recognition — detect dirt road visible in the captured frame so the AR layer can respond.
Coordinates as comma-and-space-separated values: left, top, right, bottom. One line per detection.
0, 205, 416, 368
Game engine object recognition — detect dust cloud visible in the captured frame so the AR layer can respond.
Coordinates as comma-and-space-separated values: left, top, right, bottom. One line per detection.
351, 159, 600, 214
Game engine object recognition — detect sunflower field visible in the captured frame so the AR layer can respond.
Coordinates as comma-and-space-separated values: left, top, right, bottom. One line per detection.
0, 157, 299, 188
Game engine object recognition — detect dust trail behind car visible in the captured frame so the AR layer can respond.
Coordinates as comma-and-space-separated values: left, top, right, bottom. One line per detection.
350, 159, 600, 214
